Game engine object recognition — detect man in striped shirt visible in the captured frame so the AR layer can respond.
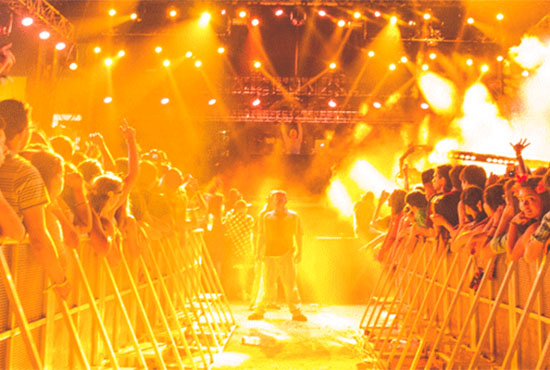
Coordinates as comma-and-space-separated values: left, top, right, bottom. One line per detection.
0, 99, 70, 299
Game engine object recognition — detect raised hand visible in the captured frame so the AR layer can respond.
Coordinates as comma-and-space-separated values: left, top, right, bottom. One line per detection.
120, 118, 136, 141
88, 132, 105, 146
510, 138, 530, 156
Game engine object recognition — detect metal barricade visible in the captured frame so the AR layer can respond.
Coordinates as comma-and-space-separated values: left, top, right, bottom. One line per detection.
0, 227, 235, 369
360, 233, 550, 370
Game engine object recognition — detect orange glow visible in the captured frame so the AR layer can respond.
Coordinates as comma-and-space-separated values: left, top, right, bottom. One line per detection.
21, 17, 33, 27
39, 31, 50, 40
199, 12, 211, 28
510, 36, 546, 70
353, 123, 372, 142
417, 72, 457, 115
390, 16, 397, 25
350, 160, 394, 195
327, 179, 353, 217
429, 139, 459, 164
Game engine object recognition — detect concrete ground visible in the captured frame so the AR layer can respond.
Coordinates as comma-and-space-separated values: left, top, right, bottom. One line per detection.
211, 303, 368, 370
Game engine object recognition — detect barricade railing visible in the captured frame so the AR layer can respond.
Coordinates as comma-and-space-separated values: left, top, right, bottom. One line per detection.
360, 233, 550, 370
0, 227, 235, 369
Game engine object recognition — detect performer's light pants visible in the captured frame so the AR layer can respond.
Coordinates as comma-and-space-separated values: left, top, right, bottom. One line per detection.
256, 251, 302, 314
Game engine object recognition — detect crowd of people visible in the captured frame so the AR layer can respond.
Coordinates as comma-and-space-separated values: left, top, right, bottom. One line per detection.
0, 97, 308, 321
371, 139, 550, 289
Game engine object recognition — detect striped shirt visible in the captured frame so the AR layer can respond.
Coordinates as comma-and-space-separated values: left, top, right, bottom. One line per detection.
0, 153, 49, 217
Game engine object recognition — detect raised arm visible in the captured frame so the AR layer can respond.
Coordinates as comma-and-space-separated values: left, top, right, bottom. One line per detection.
510, 139, 530, 177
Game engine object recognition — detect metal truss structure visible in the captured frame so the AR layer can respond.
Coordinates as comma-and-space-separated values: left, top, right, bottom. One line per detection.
449, 150, 548, 168
3, 0, 74, 40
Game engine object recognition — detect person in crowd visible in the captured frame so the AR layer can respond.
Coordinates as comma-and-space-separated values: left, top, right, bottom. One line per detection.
421, 168, 436, 200
30, 150, 80, 269
249, 190, 307, 321
0, 116, 25, 240
60, 163, 92, 234
224, 199, 255, 302
205, 193, 225, 276
78, 158, 103, 184
506, 176, 550, 261
0, 99, 70, 298
225, 187, 243, 216
403, 190, 430, 253
50, 135, 74, 163
88, 132, 116, 173
377, 189, 407, 262
460, 165, 487, 190
525, 170, 550, 261
87, 120, 139, 266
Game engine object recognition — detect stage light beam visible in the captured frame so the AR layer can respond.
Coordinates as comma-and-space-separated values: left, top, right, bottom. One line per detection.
21, 17, 33, 26
199, 12, 211, 28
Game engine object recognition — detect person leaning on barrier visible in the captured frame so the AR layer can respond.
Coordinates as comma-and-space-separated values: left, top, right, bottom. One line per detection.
0, 99, 70, 299
0, 115, 25, 240
524, 170, 550, 261
506, 176, 550, 261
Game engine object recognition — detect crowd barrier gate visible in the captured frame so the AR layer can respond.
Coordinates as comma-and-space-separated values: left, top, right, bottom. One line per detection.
0, 228, 235, 369
360, 235, 550, 369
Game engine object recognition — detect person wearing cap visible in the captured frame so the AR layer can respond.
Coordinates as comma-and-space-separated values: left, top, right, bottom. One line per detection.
248, 190, 307, 322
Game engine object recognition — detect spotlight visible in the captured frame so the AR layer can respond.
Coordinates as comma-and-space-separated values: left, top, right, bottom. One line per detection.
481, 64, 489, 72
373, 102, 382, 109
239, 10, 247, 18
424, 13, 431, 20
109, 9, 116, 17
163, 59, 170, 67
337, 19, 346, 27
328, 99, 337, 108
467, 17, 474, 24
374, 11, 381, 18
252, 98, 261, 107
389, 63, 396, 71
390, 16, 398, 25
155, 46, 162, 53
195, 60, 202, 68
400, 56, 408, 63
104, 58, 113, 66
275, 9, 284, 17
496, 13, 504, 21
367, 51, 375, 57
104, 96, 113, 104
118, 50, 125, 57
161, 98, 170, 105
217, 46, 225, 54
253, 60, 261, 69
199, 12, 211, 28
130, 13, 137, 20
522, 70, 529, 77
353, 11, 361, 19
208, 98, 217, 105
169, 9, 177, 18
21, 17, 33, 27
497, 55, 503, 62
318, 10, 327, 17
55, 42, 66, 51
466, 58, 473, 66
429, 52, 437, 60
422, 64, 429, 71
94, 46, 101, 54
221, 9, 226, 15
420, 102, 429, 110
69, 62, 78, 70
185, 51, 193, 58
251, 18, 260, 27
39, 31, 50, 40
329, 62, 337, 70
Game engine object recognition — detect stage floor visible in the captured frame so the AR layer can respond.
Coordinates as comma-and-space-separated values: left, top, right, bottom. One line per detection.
211, 303, 367, 370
